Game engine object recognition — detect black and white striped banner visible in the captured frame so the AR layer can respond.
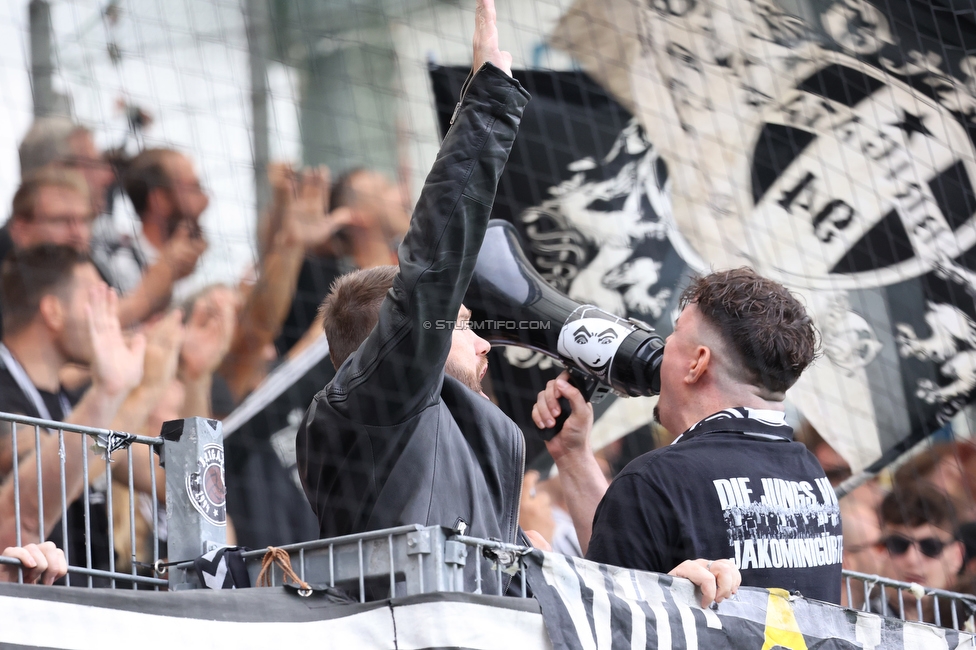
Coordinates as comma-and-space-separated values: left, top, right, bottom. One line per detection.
525, 550, 975, 650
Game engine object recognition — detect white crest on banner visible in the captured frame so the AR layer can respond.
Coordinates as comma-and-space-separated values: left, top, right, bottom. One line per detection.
819, 292, 883, 377
897, 303, 976, 418
520, 119, 698, 318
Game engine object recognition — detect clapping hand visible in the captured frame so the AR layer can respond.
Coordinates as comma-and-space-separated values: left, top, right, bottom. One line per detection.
180, 286, 238, 382
140, 309, 186, 391
87, 284, 145, 398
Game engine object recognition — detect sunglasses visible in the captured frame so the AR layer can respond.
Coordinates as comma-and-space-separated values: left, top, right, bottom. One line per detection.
880, 534, 953, 559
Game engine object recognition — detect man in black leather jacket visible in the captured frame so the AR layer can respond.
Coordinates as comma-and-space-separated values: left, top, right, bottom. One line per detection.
296, 0, 529, 591
297, 0, 741, 604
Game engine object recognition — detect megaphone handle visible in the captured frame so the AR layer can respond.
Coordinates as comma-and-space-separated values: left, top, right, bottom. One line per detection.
537, 369, 599, 442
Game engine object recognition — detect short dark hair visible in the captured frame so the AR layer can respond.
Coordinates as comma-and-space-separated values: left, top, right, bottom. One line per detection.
679, 267, 818, 394
1, 245, 91, 335
329, 167, 368, 211
122, 148, 176, 216
880, 483, 958, 534
321, 265, 399, 369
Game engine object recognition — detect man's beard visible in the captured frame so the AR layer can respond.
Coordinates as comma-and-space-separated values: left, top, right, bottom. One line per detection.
445, 357, 486, 395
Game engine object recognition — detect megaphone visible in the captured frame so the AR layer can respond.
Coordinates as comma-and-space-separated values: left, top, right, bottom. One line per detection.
464, 220, 664, 439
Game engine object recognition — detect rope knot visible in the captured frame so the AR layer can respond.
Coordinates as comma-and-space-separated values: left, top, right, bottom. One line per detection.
257, 546, 312, 596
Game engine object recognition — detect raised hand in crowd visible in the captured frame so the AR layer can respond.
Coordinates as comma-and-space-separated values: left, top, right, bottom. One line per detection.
117, 204, 208, 328
472, 0, 512, 76
160, 220, 208, 282
141, 309, 186, 392
181, 285, 238, 417
220, 163, 354, 402
103, 309, 186, 499
0, 542, 67, 585
282, 166, 355, 253
87, 283, 147, 410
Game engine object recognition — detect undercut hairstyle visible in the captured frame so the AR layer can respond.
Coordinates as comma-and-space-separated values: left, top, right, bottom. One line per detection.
18, 117, 91, 176
0, 245, 91, 335
679, 267, 818, 394
123, 148, 177, 216
321, 265, 398, 369
880, 483, 958, 534
12, 168, 91, 221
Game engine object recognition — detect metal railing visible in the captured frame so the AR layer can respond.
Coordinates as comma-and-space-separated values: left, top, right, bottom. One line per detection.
183, 525, 533, 601
843, 569, 976, 631
0, 412, 225, 590
0, 408, 971, 636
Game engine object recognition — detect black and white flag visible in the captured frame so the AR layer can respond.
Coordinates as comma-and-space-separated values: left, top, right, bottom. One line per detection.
193, 545, 250, 590
437, 0, 976, 475
525, 550, 975, 649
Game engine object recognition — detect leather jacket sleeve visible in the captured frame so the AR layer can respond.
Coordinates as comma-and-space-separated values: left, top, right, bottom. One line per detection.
325, 63, 530, 426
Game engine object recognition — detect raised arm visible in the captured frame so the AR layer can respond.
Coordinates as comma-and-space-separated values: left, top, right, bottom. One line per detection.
331, 0, 526, 425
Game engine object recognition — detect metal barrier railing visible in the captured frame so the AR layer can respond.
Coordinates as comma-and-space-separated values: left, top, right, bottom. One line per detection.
0, 409, 971, 635
0, 412, 225, 590
842, 569, 976, 631
191, 525, 533, 601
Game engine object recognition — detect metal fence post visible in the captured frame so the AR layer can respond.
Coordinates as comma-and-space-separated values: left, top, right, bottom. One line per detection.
160, 417, 227, 589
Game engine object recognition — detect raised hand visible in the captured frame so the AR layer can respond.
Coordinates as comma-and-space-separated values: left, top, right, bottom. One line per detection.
473, 0, 512, 76
161, 221, 208, 280
87, 283, 145, 398
180, 286, 239, 382
282, 166, 356, 251
140, 309, 186, 391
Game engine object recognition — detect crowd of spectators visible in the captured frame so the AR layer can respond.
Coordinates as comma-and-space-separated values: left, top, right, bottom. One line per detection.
779, 427, 976, 625
0, 36, 972, 640
0, 115, 410, 584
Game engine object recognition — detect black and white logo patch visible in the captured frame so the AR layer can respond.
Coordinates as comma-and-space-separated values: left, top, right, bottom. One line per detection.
186, 443, 227, 526
750, 52, 976, 291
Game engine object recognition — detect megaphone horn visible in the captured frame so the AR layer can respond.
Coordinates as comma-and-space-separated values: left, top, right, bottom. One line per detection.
464, 220, 664, 438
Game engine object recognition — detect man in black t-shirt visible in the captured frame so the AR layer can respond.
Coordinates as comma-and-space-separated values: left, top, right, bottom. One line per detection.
533, 268, 843, 604
0, 245, 146, 558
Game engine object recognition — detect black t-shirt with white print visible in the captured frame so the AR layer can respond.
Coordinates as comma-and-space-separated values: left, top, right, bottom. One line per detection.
586, 407, 843, 604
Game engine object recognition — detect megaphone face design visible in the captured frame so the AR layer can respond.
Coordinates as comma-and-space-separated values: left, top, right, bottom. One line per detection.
557, 314, 635, 379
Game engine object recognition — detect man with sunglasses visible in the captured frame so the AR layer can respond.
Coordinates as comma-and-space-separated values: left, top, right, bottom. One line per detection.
876, 483, 965, 622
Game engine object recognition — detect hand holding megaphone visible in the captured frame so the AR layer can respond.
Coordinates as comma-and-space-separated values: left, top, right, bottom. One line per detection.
464, 220, 665, 440
532, 370, 594, 448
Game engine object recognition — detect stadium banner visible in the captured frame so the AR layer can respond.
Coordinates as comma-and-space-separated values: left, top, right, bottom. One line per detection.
524, 549, 975, 650
0, 584, 548, 650
436, 0, 976, 475
3, 561, 970, 650
431, 66, 686, 464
